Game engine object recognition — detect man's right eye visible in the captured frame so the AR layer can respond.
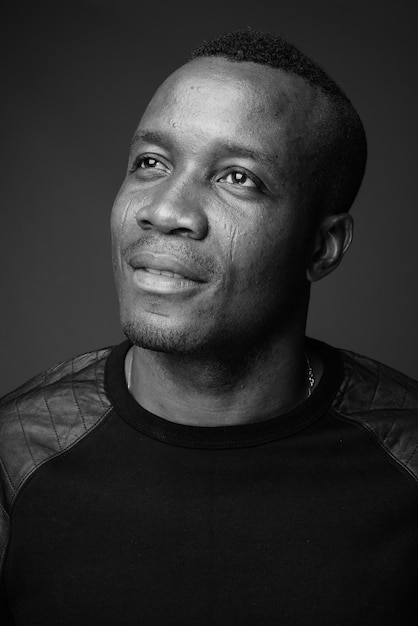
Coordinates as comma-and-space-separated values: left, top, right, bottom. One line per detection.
130, 155, 168, 173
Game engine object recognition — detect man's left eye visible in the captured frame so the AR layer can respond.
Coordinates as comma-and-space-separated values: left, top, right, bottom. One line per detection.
220, 171, 258, 188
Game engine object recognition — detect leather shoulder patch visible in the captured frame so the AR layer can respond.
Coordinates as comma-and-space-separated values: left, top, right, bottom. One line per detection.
332, 349, 418, 483
0, 348, 113, 507
0, 347, 114, 574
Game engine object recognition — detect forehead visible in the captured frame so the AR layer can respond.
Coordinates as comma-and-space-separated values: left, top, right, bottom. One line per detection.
135, 58, 327, 160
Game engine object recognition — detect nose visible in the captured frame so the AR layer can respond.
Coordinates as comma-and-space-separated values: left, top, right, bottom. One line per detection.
135, 179, 209, 239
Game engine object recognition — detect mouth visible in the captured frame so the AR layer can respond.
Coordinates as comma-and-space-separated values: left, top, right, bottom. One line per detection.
127, 252, 207, 294
141, 267, 192, 280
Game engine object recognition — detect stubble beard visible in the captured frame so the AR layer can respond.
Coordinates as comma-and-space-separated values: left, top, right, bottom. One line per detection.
122, 317, 196, 355
121, 305, 279, 360
120, 306, 253, 360
118, 271, 309, 360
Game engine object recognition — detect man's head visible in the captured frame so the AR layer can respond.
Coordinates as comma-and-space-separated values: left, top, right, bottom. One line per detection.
111, 30, 366, 355
190, 29, 367, 219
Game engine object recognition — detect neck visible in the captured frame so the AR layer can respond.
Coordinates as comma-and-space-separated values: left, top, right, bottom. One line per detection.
126, 331, 317, 427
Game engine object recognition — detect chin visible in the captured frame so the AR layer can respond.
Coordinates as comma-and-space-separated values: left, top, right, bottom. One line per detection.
122, 318, 202, 355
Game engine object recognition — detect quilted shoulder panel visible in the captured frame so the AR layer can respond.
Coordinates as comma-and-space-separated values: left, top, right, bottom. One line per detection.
0, 347, 113, 507
0, 347, 114, 572
332, 349, 418, 483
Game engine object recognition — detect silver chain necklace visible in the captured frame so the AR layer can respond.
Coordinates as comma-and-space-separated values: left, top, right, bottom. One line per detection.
306, 353, 315, 397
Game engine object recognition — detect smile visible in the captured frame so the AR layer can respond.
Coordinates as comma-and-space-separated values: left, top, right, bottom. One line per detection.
132, 267, 203, 294
126, 251, 209, 295
143, 267, 186, 279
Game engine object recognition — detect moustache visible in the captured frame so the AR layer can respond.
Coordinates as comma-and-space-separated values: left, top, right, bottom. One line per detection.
121, 233, 221, 280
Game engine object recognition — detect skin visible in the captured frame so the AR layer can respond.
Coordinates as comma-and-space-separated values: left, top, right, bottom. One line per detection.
111, 57, 353, 426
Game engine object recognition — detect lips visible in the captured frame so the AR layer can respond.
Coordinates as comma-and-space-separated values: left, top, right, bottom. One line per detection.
128, 251, 207, 283
143, 267, 186, 279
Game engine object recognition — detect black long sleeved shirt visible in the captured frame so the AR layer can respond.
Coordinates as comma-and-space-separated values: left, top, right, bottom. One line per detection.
0, 339, 417, 624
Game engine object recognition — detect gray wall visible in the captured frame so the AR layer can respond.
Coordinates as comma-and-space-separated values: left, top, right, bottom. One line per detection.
2, 0, 417, 395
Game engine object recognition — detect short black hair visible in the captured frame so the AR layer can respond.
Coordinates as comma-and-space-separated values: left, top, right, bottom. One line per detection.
190, 29, 367, 216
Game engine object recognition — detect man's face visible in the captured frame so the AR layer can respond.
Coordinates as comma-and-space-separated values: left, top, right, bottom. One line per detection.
111, 58, 325, 354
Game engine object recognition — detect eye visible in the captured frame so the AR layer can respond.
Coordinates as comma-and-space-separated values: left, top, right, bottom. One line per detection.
219, 170, 259, 189
130, 155, 168, 174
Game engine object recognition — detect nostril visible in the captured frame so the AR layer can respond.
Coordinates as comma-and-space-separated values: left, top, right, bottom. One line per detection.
171, 227, 193, 236
138, 219, 153, 229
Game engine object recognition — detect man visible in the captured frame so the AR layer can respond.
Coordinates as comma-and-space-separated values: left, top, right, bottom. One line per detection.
0, 29, 417, 625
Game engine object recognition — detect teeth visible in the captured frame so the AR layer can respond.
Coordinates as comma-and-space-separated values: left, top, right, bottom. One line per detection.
144, 267, 184, 279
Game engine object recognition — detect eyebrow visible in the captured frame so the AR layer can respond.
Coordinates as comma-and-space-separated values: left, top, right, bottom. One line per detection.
129, 130, 280, 171
212, 142, 279, 170
129, 130, 168, 152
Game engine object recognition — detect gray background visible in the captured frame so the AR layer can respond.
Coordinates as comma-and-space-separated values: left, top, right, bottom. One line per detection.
2, 0, 417, 395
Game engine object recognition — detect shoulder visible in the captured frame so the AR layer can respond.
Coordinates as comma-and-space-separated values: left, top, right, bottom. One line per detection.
331, 347, 418, 483
0, 347, 114, 508
334, 348, 418, 412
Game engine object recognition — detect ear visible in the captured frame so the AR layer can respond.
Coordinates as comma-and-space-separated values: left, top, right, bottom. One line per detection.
306, 213, 353, 282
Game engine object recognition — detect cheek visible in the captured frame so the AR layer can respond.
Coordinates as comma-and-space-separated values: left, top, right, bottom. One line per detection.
111, 190, 137, 256
224, 222, 239, 262
230, 219, 305, 296
229, 219, 281, 267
